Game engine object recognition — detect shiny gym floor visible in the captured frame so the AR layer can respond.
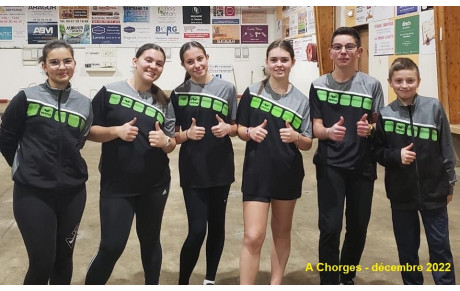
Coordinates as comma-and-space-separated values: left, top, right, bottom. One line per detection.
0, 137, 459, 285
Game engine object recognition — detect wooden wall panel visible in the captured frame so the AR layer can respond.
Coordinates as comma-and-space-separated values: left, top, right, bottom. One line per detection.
314, 7, 334, 75
435, 7, 460, 123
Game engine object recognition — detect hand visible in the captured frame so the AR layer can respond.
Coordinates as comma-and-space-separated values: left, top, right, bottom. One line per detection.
149, 121, 168, 148
187, 118, 205, 140
118, 117, 138, 142
249, 119, 268, 143
211, 114, 231, 138
280, 121, 298, 144
327, 116, 346, 141
401, 143, 416, 165
447, 194, 453, 204
357, 113, 371, 137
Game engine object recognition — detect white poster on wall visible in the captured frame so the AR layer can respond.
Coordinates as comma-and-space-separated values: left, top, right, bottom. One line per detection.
356, 6, 373, 25
371, 6, 394, 22
371, 19, 395, 56
419, 9, 436, 55
0, 6, 27, 47
306, 6, 315, 36
152, 6, 182, 46
121, 7, 153, 46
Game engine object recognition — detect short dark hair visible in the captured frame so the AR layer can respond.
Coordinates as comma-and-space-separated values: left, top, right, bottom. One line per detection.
389, 57, 420, 80
331, 27, 361, 47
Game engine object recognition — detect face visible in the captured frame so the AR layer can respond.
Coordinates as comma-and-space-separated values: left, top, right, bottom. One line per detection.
388, 69, 420, 104
42, 47, 75, 88
181, 46, 209, 82
329, 34, 362, 68
133, 48, 165, 83
265, 47, 295, 80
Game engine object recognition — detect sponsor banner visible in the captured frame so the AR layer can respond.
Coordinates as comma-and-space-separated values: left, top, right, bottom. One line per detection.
91, 24, 121, 44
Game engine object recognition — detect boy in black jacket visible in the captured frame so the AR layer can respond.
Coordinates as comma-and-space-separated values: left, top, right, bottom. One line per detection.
375, 57, 456, 284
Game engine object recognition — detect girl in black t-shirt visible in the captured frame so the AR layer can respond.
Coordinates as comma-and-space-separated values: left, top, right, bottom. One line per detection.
171, 41, 238, 285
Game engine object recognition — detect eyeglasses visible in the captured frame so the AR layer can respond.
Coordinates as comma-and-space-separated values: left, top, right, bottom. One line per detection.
331, 43, 358, 52
47, 58, 74, 69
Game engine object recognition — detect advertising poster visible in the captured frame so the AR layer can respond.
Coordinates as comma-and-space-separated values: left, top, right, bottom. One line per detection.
121, 7, 152, 46
306, 6, 315, 35
0, 6, 27, 47
153, 6, 182, 46
183, 23, 211, 44
212, 24, 239, 44
395, 15, 419, 55
59, 6, 90, 44
91, 6, 122, 44
289, 13, 298, 37
241, 8, 266, 24
356, 6, 373, 25
91, 24, 121, 44
241, 25, 267, 44
371, 6, 394, 22
371, 19, 395, 56
123, 6, 149, 23
91, 6, 121, 24
212, 6, 239, 24
27, 6, 58, 44
419, 9, 435, 55
183, 6, 210, 25
397, 6, 418, 16
297, 9, 307, 35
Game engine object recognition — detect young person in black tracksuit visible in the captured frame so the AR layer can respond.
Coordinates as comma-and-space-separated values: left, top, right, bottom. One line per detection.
0, 40, 93, 284
309, 27, 384, 285
237, 40, 313, 284
171, 41, 237, 285
84, 43, 176, 285
374, 57, 456, 285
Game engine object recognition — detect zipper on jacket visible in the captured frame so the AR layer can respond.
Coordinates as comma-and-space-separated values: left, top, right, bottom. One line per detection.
57, 89, 63, 188
407, 104, 423, 210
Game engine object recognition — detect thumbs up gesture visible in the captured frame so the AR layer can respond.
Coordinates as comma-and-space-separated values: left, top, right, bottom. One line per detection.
118, 117, 138, 142
211, 114, 231, 138
280, 120, 298, 144
249, 119, 268, 143
401, 143, 416, 165
357, 113, 371, 137
187, 118, 206, 141
148, 121, 168, 148
326, 116, 346, 142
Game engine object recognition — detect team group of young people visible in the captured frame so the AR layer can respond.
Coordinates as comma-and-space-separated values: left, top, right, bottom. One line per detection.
0, 26, 456, 285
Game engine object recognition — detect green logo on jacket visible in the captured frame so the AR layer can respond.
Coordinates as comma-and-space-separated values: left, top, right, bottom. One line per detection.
108, 93, 165, 124
384, 120, 438, 141
27, 102, 86, 131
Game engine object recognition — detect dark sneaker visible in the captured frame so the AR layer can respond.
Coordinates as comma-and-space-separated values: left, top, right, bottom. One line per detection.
340, 278, 355, 285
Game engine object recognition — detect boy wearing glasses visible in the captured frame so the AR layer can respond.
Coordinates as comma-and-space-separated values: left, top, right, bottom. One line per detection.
309, 27, 384, 285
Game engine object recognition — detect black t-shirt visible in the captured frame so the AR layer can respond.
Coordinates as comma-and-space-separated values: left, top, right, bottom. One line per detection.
171, 77, 237, 188
92, 81, 175, 196
236, 81, 312, 199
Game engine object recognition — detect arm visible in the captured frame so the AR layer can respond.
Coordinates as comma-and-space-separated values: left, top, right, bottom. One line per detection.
0, 91, 27, 166
88, 117, 138, 143
373, 114, 405, 168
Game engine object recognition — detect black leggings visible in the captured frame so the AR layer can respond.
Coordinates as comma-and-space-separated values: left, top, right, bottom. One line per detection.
179, 186, 230, 285
13, 182, 86, 285
85, 184, 169, 285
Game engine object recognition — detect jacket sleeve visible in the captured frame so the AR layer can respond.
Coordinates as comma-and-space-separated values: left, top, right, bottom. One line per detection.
438, 103, 456, 194
0, 91, 27, 167
374, 113, 403, 168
